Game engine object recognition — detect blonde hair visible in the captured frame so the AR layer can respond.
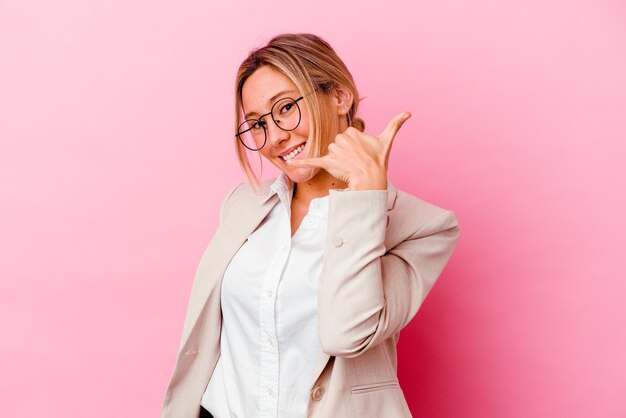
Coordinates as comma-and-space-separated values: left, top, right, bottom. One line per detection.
233, 33, 365, 192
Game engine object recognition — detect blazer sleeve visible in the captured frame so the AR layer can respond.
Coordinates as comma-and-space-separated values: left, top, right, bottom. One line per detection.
316, 188, 460, 358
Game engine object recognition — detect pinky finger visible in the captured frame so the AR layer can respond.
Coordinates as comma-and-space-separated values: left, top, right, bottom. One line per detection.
287, 157, 325, 169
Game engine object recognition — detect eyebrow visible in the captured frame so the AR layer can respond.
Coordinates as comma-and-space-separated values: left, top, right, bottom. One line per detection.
244, 89, 298, 119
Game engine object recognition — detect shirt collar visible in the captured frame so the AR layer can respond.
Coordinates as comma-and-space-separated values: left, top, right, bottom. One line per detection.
258, 173, 395, 211
259, 172, 294, 206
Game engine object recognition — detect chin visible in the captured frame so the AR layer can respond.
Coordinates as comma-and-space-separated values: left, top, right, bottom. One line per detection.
284, 167, 320, 184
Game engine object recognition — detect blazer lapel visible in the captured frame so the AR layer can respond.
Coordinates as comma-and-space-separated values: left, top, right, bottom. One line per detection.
179, 183, 279, 350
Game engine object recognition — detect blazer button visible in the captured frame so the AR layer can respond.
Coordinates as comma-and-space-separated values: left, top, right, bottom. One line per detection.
333, 237, 343, 247
311, 385, 325, 401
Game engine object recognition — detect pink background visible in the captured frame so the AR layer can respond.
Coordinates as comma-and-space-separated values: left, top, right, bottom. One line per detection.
1, 0, 625, 417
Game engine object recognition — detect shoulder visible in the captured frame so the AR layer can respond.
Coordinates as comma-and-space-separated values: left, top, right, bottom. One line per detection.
218, 178, 275, 223
391, 185, 459, 236
223, 178, 274, 202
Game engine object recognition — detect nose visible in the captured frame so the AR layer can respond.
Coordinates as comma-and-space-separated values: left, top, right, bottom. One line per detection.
264, 116, 289, 148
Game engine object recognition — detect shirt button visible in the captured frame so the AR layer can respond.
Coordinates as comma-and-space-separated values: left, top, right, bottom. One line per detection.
333, 237, 343, 247
266, 290, 273, 298
267, 387, 274, 396
311, 385, 325, 401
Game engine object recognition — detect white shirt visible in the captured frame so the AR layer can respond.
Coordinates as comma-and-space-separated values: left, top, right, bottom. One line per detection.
201, 172, 330, 418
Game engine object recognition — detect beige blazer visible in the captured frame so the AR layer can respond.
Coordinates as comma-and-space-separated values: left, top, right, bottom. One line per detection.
161, 177, 460, 418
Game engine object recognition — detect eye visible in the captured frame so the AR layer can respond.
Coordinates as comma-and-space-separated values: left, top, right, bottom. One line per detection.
251, 120, 265, 130
280, 102, 293, 114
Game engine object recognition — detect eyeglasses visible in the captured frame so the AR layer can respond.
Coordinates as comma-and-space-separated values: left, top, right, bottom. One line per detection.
236, 90, 316, 151
235, 97, 303, 151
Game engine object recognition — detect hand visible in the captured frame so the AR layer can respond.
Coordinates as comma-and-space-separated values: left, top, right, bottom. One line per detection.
286, 112, 412, 191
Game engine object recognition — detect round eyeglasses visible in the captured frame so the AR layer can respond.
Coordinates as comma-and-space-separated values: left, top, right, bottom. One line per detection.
236, 96, 305, 151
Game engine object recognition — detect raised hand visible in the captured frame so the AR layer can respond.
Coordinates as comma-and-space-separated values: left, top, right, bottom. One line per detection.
286, 112, 412, 191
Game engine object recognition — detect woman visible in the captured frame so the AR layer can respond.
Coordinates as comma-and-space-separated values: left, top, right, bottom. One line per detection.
162, 33, 460, 418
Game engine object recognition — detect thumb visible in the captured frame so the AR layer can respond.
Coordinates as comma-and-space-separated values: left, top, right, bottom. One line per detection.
379, 112, 411, 144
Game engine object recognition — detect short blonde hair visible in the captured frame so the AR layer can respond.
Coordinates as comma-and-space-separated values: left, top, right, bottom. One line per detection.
234, 33, 365, 192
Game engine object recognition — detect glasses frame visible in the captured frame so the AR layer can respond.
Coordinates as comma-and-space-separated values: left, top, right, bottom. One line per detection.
236, 96, 304, 151
236, 89, 317, 151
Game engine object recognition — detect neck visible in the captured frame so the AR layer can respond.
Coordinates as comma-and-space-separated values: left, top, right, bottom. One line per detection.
292, 170, 348, 203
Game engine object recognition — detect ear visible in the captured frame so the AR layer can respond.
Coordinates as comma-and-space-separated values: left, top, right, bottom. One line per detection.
332, 84, 354, 116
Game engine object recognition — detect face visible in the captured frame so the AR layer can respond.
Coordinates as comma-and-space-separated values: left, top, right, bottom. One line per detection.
241, 66, 321, 184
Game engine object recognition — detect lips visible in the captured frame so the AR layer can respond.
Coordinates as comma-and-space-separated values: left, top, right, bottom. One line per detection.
278, 142, 306, 161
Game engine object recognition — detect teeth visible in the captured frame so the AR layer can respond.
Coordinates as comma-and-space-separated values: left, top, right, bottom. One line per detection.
281, 143, 305, 161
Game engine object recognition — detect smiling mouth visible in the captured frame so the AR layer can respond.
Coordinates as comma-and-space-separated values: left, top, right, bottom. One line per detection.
280, 142, 306, 161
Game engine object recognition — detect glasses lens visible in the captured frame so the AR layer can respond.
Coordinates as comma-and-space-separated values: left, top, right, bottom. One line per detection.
271, 98, 301, 131
237, 119, 265, 150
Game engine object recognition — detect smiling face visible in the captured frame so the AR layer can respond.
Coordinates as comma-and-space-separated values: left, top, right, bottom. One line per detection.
240, 65, 322, 184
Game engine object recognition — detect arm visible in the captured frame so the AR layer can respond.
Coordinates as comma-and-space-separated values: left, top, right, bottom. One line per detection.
316, 189, 460, 358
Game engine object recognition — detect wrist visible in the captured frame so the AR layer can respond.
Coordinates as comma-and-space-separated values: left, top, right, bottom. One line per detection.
348, 173, 387, 191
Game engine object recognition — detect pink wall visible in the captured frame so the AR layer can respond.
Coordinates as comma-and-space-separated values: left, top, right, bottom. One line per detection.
1, 0, 624, 416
